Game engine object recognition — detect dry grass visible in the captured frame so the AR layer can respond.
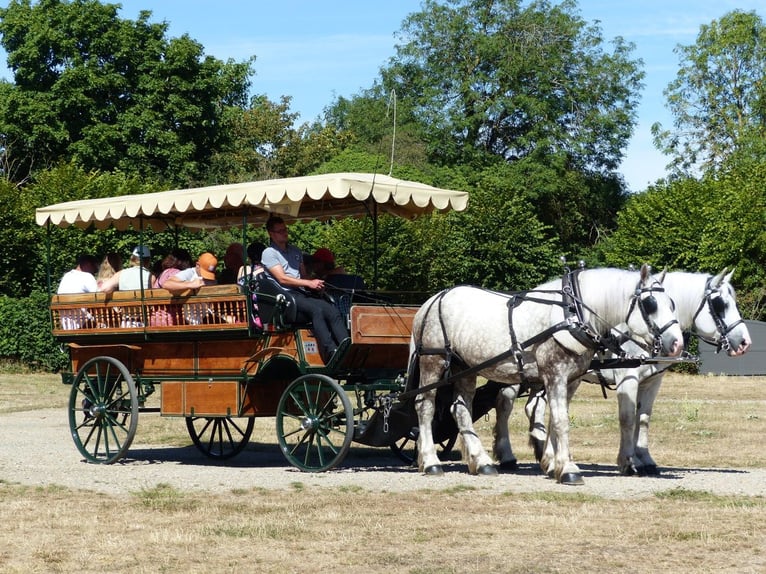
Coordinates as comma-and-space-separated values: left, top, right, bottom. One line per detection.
1, 371, 765, 573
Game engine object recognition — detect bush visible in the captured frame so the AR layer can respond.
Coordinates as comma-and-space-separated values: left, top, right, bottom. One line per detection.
0, 291, 67, 372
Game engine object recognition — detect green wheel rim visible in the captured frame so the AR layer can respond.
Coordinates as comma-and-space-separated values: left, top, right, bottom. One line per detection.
276, 374, 353, 472
68, 356, 138, 464
186, 416, 254, 460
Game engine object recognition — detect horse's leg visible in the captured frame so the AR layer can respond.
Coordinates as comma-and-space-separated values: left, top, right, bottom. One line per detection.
453, 375, 497, 475
545, 370, 583, 485
525, 384, 547, 463
493, 384, 519, 470
415, 355, 444, 475
615, 373, 640, 476
634, 371, 664, 475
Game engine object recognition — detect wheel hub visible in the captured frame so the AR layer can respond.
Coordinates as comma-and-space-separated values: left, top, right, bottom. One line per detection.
300, 416, 319, 431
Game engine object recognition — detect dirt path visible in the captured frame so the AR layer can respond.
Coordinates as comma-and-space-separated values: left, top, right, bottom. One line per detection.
2, 407, 765, 499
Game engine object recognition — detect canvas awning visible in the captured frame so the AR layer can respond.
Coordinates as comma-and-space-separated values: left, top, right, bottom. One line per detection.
35, 172, 469, 231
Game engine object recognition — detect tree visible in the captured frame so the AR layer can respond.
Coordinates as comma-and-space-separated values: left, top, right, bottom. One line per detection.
383, 0, 643, 174
0, 0, 253, 186
651, 10, 766, 174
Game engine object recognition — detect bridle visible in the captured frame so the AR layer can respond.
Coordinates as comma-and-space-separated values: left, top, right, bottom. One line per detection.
691, 276, 745, 353
625, 279, 679, 356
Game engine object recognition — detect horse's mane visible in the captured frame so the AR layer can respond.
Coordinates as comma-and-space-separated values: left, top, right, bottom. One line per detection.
575, 268, 642, 335
662, 272, 709, 330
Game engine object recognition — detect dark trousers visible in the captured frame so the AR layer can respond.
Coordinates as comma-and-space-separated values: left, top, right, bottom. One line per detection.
293, 292, 348, 361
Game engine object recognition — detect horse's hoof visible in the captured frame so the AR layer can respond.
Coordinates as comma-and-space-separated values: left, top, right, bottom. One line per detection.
643, 465, 660, 476
499, 459, 518, 472
619, 465, 637, 477
477, 464, 499, 476
558, 472, 585, 486
424, 465, 444, 476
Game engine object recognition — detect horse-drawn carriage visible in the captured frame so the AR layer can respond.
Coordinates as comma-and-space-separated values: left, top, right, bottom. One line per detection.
39, 173, 717, 483
37, 173, 468, 471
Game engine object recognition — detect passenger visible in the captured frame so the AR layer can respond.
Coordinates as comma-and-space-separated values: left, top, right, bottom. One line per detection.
310, 248, 346, 279
152, 248, 193, 289
237, 241, 266, 286
237, 241, 266, 330
312, 248, 367, 291
161, 252, 218, 292
149, 248, 193, 326
57, 254, 99, 294
98, 245, 154, 293
262, 216, 348, 362
96, 252, 122, 290
218, 242, 244, 285
161, 253, 226, 325
56, 254, 99, 330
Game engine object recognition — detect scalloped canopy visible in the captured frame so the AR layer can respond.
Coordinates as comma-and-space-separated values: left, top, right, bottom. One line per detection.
35, 173, 469, 231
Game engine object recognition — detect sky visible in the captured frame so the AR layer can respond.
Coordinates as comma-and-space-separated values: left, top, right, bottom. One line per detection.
1, 0, 764, 191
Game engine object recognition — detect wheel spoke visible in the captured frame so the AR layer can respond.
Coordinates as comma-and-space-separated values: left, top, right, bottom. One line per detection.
186, 416, 254, 460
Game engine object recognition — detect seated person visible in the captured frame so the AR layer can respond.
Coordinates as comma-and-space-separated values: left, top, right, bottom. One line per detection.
58, 254, 99, 294
237, 241, 266, 329
149, 248, 193, 326
57, 254, 99, 329
262, 216, 348, 362
219, 242, 244, 285
161, 253, 237, 324
99, 245, 155, 293
311, 248, 367, 291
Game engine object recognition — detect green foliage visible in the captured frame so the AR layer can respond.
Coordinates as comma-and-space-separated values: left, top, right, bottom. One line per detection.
384, 0, 644, 173
0, 0, 253, 186
0, 291, 67, 371
652, 10, 766, 173
598, 170, 765, 319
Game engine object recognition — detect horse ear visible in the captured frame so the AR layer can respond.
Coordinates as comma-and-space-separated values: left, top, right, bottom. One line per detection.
724, 268, 735, 284
639, 263, 650, 282
711, 268, 728, 288
654, 268, 667, 283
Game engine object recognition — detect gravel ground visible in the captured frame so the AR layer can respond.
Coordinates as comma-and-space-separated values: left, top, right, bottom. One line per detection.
3, 407, 766, 499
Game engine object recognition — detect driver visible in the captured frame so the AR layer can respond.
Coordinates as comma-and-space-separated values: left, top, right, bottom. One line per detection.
261, 216, 348, 362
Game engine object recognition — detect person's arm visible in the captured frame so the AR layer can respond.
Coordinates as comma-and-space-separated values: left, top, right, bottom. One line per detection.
162, 273, 204, 292
98, 271, 120, 294
267, 263, 324, 291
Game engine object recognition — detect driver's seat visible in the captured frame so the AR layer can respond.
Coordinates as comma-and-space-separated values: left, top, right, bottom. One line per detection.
253, 272, 311, 330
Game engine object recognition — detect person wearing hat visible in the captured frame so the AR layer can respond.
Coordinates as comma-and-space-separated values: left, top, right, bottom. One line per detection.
310, 248, 346, 279
98, 245, 155, 293
162, 252, 219, 292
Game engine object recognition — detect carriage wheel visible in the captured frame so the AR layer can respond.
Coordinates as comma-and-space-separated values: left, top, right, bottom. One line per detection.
390, 427, 457, 465
185, 416, 255, 460
68, 356, 138, 464
276, 374, 353, 472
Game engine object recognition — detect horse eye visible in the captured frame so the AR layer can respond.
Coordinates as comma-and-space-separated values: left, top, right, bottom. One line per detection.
642, 295, 658, 314
711, 295, 727, 316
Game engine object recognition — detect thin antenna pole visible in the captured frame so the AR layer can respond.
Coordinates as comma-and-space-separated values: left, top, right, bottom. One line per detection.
388, 90, 396, 176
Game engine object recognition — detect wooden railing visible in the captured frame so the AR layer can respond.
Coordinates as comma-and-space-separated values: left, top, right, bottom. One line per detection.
49, 285, 250, 338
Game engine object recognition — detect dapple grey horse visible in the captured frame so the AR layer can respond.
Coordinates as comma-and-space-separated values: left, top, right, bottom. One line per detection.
493, 269, 751, 476
408, 265, 684, 485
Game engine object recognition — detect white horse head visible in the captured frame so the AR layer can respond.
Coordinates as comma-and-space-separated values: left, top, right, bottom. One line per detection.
667, 268, 751, 356
574, 264, 684, 357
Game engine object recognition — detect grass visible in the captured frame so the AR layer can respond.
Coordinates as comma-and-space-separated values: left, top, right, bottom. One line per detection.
0, 371, 765, 573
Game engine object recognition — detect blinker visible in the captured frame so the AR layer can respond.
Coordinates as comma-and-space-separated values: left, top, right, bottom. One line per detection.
641, 295, 658, 315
